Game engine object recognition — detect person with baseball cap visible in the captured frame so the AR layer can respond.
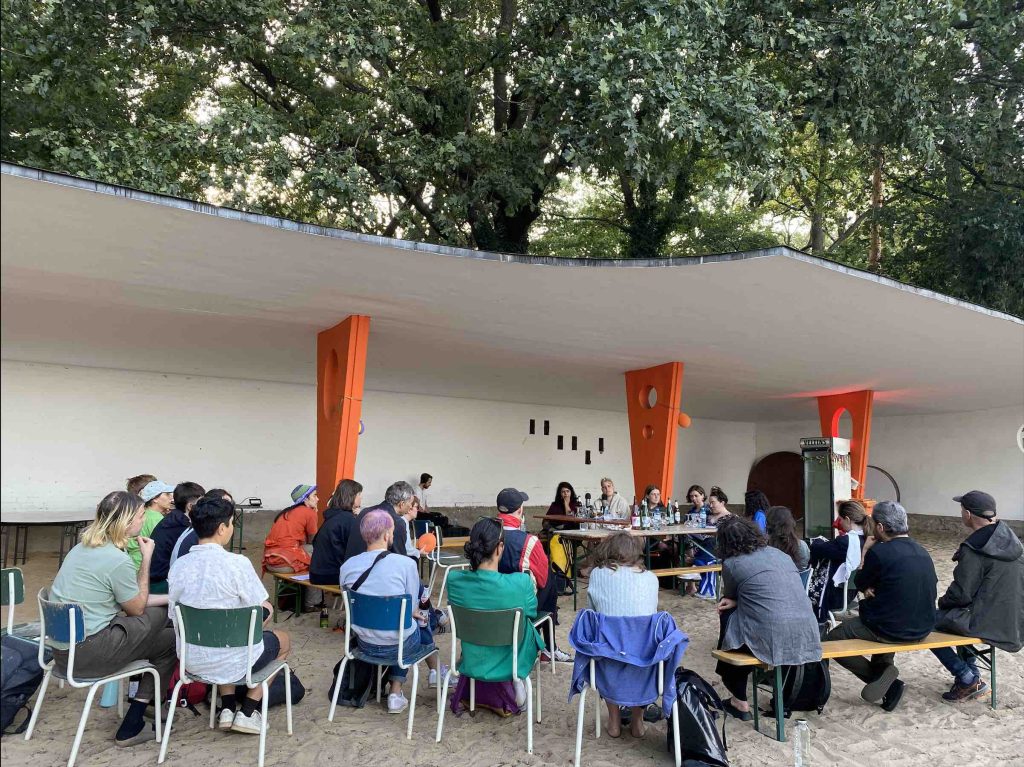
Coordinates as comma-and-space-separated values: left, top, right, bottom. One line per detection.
496, 488, 572, 663
262, 483, 322, 610
931, 491, 1023, 702
125, 479, 176, 569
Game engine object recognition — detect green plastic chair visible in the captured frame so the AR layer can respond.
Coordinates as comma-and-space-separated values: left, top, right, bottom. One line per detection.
159, 605, 293, 767
434, 605, 543, 754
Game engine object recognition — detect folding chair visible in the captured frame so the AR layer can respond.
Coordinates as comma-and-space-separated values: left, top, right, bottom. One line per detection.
425, 528, 470, 606
828, 567, 859, 629
159, 605, 293, 767
435, 605, 544, 754
328, 591, 440, 738
2, 567, 39, 638
25, 589, 163, 767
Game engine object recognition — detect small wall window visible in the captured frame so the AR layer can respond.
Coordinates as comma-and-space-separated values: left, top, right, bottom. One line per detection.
557, 435, 564, 450
544, 420, 550, 436
585, 450, 592, 465
529, 419, 536, 435
571, 436, 578, 451
598, 438, 605, 453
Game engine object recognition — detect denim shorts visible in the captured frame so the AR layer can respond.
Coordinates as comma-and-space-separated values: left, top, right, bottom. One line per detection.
357, 626, 434, 682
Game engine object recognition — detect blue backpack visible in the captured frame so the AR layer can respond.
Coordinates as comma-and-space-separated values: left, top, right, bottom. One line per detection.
1, 635, 44, 735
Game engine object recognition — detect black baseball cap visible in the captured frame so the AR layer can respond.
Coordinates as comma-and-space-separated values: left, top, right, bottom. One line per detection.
953, 490, 997, 518
497, 488, 529, 514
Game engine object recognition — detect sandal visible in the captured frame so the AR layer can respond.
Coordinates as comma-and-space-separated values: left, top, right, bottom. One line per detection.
723, 700, 753, 721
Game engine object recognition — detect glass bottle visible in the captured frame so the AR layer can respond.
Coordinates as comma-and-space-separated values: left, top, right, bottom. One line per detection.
793, 719, 811, 766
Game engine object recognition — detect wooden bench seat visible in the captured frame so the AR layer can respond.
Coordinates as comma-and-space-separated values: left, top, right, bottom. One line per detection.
270, 572, 343, 622
650, 565, 722, 577
712, 631, 997, 742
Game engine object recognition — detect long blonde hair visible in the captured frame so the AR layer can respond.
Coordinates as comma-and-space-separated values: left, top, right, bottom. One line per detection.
80, 491, 142, 549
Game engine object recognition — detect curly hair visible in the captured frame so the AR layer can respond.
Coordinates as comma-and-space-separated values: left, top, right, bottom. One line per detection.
716, 515, 767, 559
589, 532, 645, 572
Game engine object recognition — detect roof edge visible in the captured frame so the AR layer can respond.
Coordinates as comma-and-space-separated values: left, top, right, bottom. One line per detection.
4, 161, 1020, 325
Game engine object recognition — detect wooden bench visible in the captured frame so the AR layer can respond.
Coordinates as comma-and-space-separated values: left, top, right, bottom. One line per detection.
650, 564, 722, 598
712, 631, 996, 742
270, 572, 343, 623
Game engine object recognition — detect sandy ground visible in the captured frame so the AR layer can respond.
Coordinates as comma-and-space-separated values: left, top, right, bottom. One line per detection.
2, 514, 1021, 767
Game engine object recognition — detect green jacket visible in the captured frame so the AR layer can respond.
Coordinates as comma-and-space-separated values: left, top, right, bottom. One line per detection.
446, 568, 543, 681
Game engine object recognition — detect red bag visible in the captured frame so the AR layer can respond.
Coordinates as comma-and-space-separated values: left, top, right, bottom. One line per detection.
166, 668, 208, 711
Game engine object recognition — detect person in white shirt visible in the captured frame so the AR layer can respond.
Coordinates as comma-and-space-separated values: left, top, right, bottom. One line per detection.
168, 496, 291, 735
599, 477, 631, 520
339, 509, 442, 715
415, 473, 432, 512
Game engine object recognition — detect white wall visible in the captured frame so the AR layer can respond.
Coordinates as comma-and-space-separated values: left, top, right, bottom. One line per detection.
754, 406, 1024, 520
673, 418, 756, 504
1, 360, 764, 518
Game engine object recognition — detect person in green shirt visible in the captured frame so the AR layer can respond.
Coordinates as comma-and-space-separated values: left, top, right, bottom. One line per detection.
447, 517, 544, 705
125, 479, 174, 569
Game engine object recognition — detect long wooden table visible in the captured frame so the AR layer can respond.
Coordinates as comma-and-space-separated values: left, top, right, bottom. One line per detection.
557, 526, 719, 609
533, 513, 630, 527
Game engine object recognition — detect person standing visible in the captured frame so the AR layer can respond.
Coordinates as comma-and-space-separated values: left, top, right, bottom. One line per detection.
930, 491, 1023, 702
825, 501, 937, 712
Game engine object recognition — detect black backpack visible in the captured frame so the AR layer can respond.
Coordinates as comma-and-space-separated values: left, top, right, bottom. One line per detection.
327, 658, 378, 709
1, 636, 44, 736
666, 668, 729, 767
767, 660, 831, 717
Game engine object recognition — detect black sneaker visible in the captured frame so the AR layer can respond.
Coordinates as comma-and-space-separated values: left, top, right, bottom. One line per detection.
881, 679, 905, 712
941, 677, 988, 703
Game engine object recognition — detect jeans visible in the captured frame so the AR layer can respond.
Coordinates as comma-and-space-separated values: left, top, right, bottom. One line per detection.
931, 646, 979, 684
357, 626, 434, 682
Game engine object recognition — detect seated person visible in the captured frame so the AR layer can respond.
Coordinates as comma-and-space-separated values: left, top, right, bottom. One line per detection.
825, 501, 937, 712
497, 487, 571, 662
168, 496, 291, 734
263, 483, 322, 610
148, 481, 205, 594
598, 477, 630, 520
715, 516, 821, 721
932, 491, 1022, 702
694, 486, 732, 601
343, 481, 414, 561
743, 490, 770, 533
543, 482, 581, 533
125, 479, 175, 569
447, 517, 544, 708
163, 488, 233, 570
402, 496, 424, 559
340, 510, 442, 714
50, 491, 177, 747
766, 505, 810, 570
586, 532, 659, 736
808, 500, 870, 621
309, 479, 363, 586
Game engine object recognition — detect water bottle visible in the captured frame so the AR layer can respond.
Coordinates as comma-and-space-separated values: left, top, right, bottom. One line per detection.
641, 500, 650, 529
674, 502, 681, 525
793, 719, 811, 766
631, 503, 641, 529
653, 507, 662, 531
100, 680, 119, 708
699, 505, 708, 528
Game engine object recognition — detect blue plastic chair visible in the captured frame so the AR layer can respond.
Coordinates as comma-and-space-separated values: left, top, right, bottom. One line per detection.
798, 566, 812, 594
25, 589, 163, 767
327, 590, 440, 738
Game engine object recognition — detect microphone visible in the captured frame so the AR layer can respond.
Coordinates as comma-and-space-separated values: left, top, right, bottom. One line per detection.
584, 492, 592, 512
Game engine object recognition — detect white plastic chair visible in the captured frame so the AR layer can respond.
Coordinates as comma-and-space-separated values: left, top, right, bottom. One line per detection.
328, 590, 440, 739
827, 567, 859, 630
573, 655, 681, 767
435, 605, 543, 753
25, 589, 163, 767
159, 604, 293, 767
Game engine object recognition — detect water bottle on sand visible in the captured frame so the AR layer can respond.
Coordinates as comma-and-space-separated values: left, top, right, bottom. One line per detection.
793, 719, 811, 766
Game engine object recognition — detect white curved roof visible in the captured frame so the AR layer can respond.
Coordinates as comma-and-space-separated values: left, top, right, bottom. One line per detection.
2, 163, 1022, 420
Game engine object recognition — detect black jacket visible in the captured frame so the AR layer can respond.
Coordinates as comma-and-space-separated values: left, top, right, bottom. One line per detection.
309, 507, 358, 585
936, 521, 1024, 652
149, 509, 191, 583
342, 500, 411, 562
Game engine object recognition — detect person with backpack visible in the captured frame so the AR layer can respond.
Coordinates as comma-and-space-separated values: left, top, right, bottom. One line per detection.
168, 496, 291, 735
715, 516, 821, 721
930, 491, 1023, 702
148, 481, 206, 594
339, 509, 444, 715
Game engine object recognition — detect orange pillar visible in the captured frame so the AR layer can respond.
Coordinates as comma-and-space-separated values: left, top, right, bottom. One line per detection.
624, 362, 688, 501
317, 315, 371, 515
816, 390, 874, 500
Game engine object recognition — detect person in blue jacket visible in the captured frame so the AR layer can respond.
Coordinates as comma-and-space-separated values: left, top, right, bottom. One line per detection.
743, 490, 769, 533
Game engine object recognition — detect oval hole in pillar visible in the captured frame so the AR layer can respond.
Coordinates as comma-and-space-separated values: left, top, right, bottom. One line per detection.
836, 409, 853, 441
322, 349, 339, 420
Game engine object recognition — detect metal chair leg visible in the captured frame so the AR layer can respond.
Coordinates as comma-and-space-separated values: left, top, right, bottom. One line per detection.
407, 664, 420, 739
435, 668, 452, 743
67, 683, 100, 767
573, 684, 588, 767
328, 657, 349, 722
284, 666, 293, 735
159, 678, 185, 763
257, 683, 270, 767
24, 668, 52, 740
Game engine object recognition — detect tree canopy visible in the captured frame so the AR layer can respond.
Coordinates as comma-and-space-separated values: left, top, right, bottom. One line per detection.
2, 0, 1021, 314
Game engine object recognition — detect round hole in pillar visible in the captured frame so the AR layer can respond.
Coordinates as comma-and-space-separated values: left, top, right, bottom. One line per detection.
640, 385, 657, 409
322, 348, 339, 419
642, 425, 655, 440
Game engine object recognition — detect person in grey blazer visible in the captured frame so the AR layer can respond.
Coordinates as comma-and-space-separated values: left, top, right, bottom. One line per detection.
715, 516, 822, 720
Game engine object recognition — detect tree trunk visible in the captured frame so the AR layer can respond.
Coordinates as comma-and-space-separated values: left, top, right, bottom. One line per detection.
869, 149, 883, 271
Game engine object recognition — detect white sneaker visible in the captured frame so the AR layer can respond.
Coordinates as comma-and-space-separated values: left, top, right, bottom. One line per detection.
387, 692, 409, 714
230, 710, 263, 735
428, 665, 449, 689
513, 677, 527, 707
542, 648, 573, 663
217, 708, 235, 731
